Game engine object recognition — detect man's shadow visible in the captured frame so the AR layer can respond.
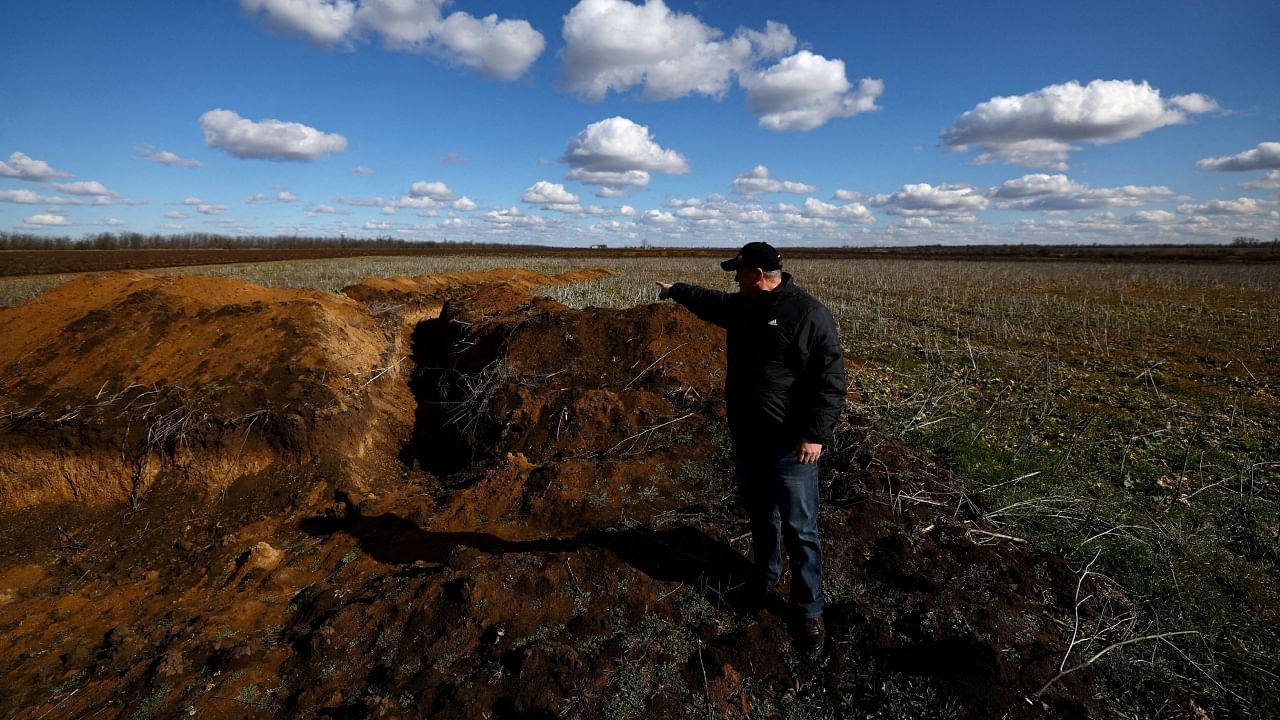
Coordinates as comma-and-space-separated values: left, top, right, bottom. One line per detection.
300, 492, 785, 616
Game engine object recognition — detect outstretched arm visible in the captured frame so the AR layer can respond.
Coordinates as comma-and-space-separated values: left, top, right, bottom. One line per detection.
657, 281, 734, 328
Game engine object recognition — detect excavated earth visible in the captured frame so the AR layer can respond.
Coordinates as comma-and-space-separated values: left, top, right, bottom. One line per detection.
0, 268, 1123, 718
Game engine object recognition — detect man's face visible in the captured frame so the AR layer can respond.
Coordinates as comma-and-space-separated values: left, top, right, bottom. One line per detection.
734, 266, 764, 295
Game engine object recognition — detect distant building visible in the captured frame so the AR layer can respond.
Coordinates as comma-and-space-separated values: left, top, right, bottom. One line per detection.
590, 243, 607, 249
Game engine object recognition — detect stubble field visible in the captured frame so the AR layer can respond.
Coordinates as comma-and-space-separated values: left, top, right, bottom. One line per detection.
551, 255, 1280, 715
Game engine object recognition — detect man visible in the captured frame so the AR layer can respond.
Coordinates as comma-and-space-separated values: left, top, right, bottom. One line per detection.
657, 241, 846, 653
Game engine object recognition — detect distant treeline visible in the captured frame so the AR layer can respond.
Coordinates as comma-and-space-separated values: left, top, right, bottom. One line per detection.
1231, 236, 1280, 246
0, 232, 535, 251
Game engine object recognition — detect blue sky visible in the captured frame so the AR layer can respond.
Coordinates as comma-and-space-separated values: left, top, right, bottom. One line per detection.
2, 0, 1278, 247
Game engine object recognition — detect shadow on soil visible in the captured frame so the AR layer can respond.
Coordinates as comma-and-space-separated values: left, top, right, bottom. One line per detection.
300, 492, 787, 619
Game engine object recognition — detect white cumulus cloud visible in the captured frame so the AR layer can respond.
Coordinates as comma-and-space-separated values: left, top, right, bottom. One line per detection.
741, 51, 883, 132
430, 10, 546, 80
241, 0, 356, 46
674, 205, 721, 220
242, 0, 544, 79
201, 109, 347, 161
0, 189, 53, 204
485, 207, 546, 228
53, 181, 114, 197
1127, 210, 1177, 224
1171, 93, 1220, 114
941, 80, 1219, 169
592, 185, 631, 199
991, 174, 1174, 211
0, 151, 73, 181
1177, 197, 1273, 215
563, 116, 688, 193
560, 0, 794, 101
1196, 142, 1280, 172
522, 181, 583, 214
135, 146, 203, 167
564, 117, 689, 174
452, 196, 477, 211
735, 208, 771, 224
731, 166, 817, 195
175, 197, 227, 215
799, 197, 875, 223
409, 180, 455, 200
395, 196, 442, 210
0, 188, 110, 206
25, 213, 67, 226
1241, 170, 1280, 190
565, 169, 651, 195
869, 183, 989, 220
559, 1, 877, 131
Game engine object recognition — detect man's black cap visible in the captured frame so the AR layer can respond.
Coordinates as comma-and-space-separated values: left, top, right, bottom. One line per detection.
720, 241, 782, 272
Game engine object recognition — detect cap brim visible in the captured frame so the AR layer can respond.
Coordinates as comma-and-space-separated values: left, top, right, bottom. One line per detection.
720, 257, 741, 271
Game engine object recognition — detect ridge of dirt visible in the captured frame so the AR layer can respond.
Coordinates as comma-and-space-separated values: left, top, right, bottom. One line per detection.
0, 270, 400, 511
339, 266, 611, 305
0, 267, 610, 511
0, 268, 1115, 719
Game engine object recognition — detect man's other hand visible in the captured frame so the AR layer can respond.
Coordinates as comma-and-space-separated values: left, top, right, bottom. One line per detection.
656, 282, 673, 300
797, 441, 823, 464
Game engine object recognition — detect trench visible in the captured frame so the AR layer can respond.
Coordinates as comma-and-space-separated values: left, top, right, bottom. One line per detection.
399, 314, 510, 477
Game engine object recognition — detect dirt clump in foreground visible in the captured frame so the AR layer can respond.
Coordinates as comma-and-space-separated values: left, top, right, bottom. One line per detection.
1, 269, 1116, 718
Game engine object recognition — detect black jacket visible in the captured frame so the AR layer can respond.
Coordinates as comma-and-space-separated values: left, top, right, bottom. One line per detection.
668, 273, 846, 445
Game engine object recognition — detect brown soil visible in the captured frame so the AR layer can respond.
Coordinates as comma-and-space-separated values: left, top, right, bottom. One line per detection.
0, 267, 1115, 718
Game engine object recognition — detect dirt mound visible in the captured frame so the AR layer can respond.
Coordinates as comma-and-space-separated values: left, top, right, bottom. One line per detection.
0, 270, 1113, 719
399, 286, 728, 536
340, 266, 611, 304
0, 270, 407, 511
0, 268, 611, 511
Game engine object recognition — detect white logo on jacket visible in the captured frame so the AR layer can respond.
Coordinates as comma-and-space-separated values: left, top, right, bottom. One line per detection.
767, 318, 778, 326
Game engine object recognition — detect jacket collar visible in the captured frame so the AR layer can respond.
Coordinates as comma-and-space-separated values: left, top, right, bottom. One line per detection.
745, 272, 793, 305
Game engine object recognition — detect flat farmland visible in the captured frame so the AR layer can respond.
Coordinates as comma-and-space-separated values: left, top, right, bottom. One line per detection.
551, 256, 1280, 716
2, 252, 1276, 717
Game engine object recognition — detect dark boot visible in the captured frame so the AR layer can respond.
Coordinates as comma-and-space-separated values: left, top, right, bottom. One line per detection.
800, 615, 824, 656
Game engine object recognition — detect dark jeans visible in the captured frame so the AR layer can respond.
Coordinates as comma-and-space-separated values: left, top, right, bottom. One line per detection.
731, 435, 824, 619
